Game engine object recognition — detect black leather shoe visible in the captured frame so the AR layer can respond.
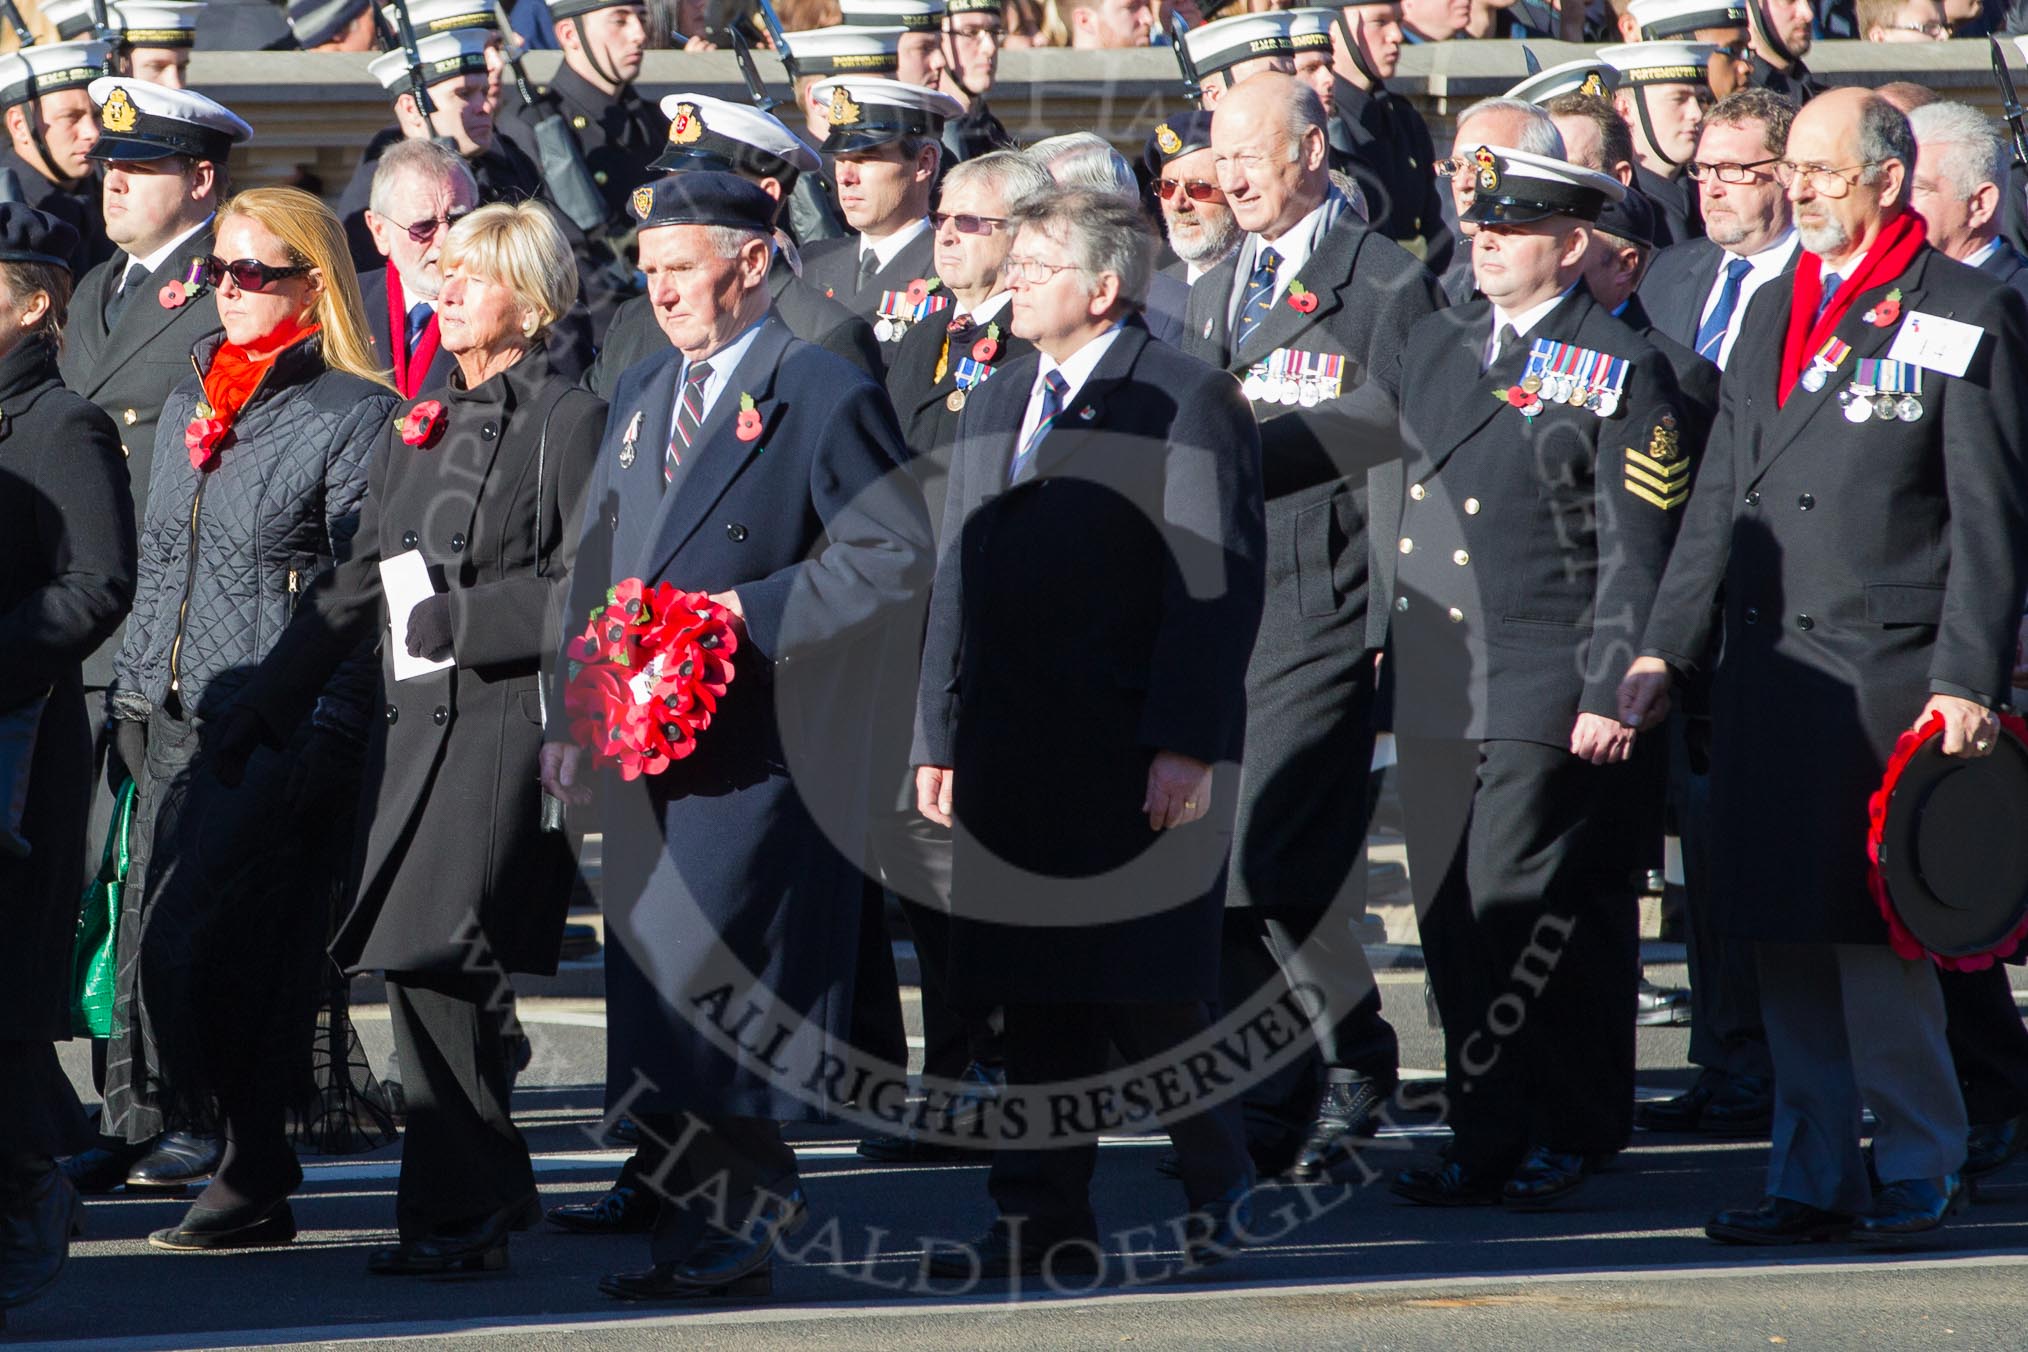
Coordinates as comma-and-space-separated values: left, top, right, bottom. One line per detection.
1286, 1080, 1393, 1184
1501, 1148, 1596, 1210
0, 1161, 79, 1310
606, 1116, 639, 1147
1635, 979, 1692, 1027
558, 922, 601, 962
1965, 1115, 2028, 1179
1389, 1159, 1505, 1207
368, 1206, 516, 1276
1181, 1185, 1254, 1269
922, 1220, 1104, 1281
1701, 1075, 1773, 1137
147, 1197, 296, 1251
1705, 1195, 1853, 1245
1853, 1174, 1968, 1242
1635, 1070, 1722, 1133
547, 1185, 659, 1235
60, 1140, 151, 1196
126, 1133, 222, 1191
597, 1186, 807, 1301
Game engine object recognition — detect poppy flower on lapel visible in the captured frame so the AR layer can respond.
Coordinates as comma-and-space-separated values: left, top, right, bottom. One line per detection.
159, 281, 187, 310
971, 322, 1002, 363
399, 399, 447, 448
736, 392, 764, 443
184, 416, 229, 470
1863, 288, 1903, 328
1286, 281, 1318, 314
906, 276, 937, 305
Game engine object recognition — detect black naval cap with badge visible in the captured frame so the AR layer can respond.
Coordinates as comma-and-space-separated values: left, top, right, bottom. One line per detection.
814, 76, 963, 154
627, 169, 781, 234
1143, 107, 1213, 180
651, 92, 821, 183
1460, 143, 1625, 227
88, 76, 252, 166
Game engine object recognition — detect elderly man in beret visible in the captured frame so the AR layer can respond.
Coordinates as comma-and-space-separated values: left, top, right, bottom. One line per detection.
542, 171, 933, 1303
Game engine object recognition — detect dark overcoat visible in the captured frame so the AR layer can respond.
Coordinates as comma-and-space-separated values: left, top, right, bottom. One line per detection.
243, 350, 606, 976
883, 299, 1033, 536
0, 338, 135, 1038
583, 258, 881, 398
1637, 234, 1800, 353
60, 225, 222, 686
564, 313, 933, 1120
802, 227, 936, 341
915, 321, 1266, 1005
1643, 244, 2028, 943
1183, 205, 1442, 912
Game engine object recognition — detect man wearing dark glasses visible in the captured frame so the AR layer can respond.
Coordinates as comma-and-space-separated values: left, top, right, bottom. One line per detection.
1145, 109, 1240, 284
54, 74, 251, 1202
358, 138, 480, 400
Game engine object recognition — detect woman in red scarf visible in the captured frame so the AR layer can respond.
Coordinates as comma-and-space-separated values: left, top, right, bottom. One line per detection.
102, 188, 399, 1254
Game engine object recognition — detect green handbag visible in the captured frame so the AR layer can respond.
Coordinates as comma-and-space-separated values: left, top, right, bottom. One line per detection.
69, 779, 135, 1039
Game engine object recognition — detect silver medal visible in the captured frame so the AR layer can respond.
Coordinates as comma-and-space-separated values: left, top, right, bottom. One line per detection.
1595, 391, 1620, 418
1897, 394, 1923, 422
874, 317, 894, 343
1278, 378, 1300, 407
1298, 379, 1320, 408
1843, 392, 1872, 423
1801, 366, 1828, 393
1873, 394, 1898, 421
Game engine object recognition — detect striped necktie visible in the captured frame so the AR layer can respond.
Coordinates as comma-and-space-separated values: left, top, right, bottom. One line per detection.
1009, 369, 1069, 485
666, 360, 713, 488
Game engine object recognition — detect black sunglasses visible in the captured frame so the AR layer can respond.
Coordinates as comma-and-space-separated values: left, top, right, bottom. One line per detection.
203, 255, 312, 292
931, 210, 1007, 235
1155, 176, 1222, 203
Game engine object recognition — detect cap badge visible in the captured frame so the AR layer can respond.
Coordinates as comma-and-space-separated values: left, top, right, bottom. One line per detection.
829, 86, 863, 127
1155, 123, 1182, 155
1472, 145, 1500, 192
101, 87, 138, 135
669, 102, 704, 145
1578, 71, 1606, 98
630, 184, 655, 220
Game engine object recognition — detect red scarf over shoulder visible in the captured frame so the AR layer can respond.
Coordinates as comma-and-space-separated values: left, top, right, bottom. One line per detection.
1777, 210, 1926, 407
186, 314, 321, 470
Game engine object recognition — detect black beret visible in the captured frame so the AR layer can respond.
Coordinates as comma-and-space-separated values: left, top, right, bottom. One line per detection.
1144, 109, 1214, 176
0, 203, 79, 270
628, 170, 779, 232
1595, 185, 1660, 249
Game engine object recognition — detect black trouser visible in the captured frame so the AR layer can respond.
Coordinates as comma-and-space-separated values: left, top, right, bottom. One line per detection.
1941, 963, 2028, 1126
873, 808, 998, 1083
632, 1113, 798, 1264
1219, 907, 1398, 1159
1675, 715, 1771, 1081
385, 972, 533, 1242
989, 1001, 1250, 1241
0, 1040, 88, 1156
1396, 736, 1643, 1175
847, 878, 909, 1071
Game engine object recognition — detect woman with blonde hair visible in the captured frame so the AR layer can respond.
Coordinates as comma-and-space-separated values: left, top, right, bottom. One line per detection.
103, 186, 400, 1254
229, 200, 607, 1275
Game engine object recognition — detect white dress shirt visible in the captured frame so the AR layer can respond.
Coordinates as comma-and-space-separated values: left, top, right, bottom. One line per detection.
666, 318, 766, 453
1226, 190, 1348, 329
859, 215, 932, 274
1486, 285, 1573, 367
1696, 229, 1797, 369
125, 215, 214, 283
1015, 322, 1124, 461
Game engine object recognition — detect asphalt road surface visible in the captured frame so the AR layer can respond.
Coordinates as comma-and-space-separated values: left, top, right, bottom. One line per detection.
15, 964, 2028, 1352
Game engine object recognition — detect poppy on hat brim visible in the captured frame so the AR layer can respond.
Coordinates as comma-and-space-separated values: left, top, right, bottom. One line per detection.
1867, 709, 2028, 969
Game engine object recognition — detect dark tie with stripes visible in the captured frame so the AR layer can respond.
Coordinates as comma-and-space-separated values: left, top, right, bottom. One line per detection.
665, 360, 713, 490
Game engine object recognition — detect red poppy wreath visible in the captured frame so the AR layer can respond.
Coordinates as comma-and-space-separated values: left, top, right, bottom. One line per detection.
564, 580, 740, 780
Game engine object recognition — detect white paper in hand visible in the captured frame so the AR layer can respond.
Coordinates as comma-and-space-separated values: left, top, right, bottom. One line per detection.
380, 549, 454, 681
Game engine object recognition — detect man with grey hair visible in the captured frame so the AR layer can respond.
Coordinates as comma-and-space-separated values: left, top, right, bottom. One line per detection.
916, 184, 1264, 1279
1185, 69, 1442, 1187
1623, 88, 2028, 1245
1029, 130, 1189, 343
1909, 101, 2028, 299
1435, 96, 1566, 304
359, 138, 481, 399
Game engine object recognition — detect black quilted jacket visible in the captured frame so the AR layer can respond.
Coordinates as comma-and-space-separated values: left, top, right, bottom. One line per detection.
111, 333, 398, 737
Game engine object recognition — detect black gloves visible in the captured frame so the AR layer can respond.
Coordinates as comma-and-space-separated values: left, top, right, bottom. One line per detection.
107, 717, 148, 795
282, 727, 360, 812
209, 705, 271, 789
405, 593, 454, 661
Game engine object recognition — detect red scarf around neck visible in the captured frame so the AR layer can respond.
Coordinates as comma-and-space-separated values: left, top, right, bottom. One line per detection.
386, 266, 441, 399
1778, 210, 1926, 407
200, 313, 321, 426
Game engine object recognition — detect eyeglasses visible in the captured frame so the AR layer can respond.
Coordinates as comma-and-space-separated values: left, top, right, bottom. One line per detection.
1002, 255, 1081, 284
1772, 160, 1877, 197
931, 210, 1008, 235
1155, 176, 1223, 203
1433, 157, 1474, 180
1890, 19, 1951, 35
202, 255, 312, 291
399, 208, 472, 244
1686, 156, 1781, 184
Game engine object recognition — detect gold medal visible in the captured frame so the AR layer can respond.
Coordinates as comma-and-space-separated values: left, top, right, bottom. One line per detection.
1521, 374, 1542, 394
946, 389, 967, 412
